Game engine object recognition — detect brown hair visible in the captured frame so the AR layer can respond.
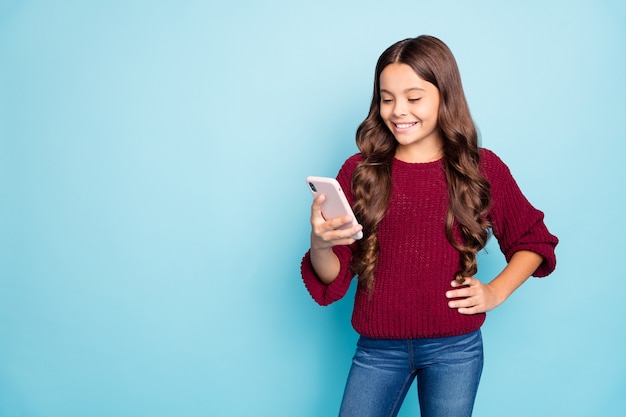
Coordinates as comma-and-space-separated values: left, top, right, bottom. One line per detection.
351, 35, 491, 290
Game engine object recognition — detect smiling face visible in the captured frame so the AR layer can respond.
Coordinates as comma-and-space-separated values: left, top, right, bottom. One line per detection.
379, 63, 443, 163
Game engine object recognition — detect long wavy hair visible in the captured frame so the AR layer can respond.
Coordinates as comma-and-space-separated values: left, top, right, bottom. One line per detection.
351, 35, 492, 290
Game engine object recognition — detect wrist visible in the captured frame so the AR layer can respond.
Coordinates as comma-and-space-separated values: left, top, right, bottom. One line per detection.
486, 281, 509, 307
310, 233, 333, 251
310, 245, 334, 255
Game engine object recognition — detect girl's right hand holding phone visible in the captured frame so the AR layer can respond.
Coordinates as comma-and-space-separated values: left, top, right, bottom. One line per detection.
309, 194, 362, 284
310, 194, 363, 250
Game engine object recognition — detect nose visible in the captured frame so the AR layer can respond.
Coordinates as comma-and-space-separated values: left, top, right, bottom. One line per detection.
393, 99, 408, 116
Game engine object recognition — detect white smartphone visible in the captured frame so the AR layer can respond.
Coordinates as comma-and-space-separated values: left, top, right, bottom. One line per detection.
306, 176, 363, 240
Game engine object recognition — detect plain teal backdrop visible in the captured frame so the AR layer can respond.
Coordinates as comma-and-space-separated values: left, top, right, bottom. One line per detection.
1, 0, 625, 416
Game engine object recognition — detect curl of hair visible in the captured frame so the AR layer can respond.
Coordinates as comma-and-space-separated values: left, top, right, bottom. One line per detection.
351, 35, 491, 290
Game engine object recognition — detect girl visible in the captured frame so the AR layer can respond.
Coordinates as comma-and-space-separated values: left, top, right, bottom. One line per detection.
300, 35, 558, 417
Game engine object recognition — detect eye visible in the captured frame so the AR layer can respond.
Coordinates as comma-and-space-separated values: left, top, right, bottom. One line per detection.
381, 98, 393, 104
408, 98, 422, 103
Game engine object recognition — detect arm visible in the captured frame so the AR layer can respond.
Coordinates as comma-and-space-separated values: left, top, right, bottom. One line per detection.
446, 250, 543, 315
309, 194, 363, 284
481, 149, 558, 277
447, 150, 559, 314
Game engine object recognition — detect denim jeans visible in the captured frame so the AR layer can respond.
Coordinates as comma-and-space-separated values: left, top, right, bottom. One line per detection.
339, 330, 483, 417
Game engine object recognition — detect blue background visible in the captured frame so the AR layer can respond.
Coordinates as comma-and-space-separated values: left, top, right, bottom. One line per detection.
1, 0, 625, 416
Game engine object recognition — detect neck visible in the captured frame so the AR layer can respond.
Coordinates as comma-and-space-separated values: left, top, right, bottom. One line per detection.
394, 146, 443, 163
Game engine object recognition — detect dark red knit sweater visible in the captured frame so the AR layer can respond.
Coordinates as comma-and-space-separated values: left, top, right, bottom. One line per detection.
301, 149, 558, 339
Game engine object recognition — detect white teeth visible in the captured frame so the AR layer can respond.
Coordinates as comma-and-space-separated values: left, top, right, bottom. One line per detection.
396, 122, 416, 129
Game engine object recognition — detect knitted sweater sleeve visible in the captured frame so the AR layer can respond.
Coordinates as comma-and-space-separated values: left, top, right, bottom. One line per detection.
300, 155, 360, 306
482, 149, 559, 277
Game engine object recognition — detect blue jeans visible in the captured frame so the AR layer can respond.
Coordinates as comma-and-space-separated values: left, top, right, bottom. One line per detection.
339, 330, 483, 417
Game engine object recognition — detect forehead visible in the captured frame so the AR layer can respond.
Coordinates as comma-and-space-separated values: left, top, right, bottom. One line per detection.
379, 63, 434, 92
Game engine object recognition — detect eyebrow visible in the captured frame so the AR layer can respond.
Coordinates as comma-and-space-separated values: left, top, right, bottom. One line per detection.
380, 87, 426, 94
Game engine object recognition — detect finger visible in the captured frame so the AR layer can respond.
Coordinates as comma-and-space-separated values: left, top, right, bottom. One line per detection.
452, 277, 477, 287
457, 305, 483, 315
448, 297, 484, 314
326, 214, 357, 230
312, 218, 362, 246
446, 286, 475, 299
331, 237, 358, 246
326, 223, 363, 242
310, 194, 326, 220
466, 277, 482, 287
448, 294, 472, 309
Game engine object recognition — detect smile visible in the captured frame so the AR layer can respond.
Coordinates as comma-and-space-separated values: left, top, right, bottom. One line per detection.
394, 122, 418, 129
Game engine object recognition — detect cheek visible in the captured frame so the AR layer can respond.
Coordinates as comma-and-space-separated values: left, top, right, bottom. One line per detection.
421, 102, 439, 121
430, 99, 442, 119
379, 106, 391, 121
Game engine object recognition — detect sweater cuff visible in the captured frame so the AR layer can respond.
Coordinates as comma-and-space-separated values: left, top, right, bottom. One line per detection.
300, 246, 355, 306
504, 241, 557, 278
